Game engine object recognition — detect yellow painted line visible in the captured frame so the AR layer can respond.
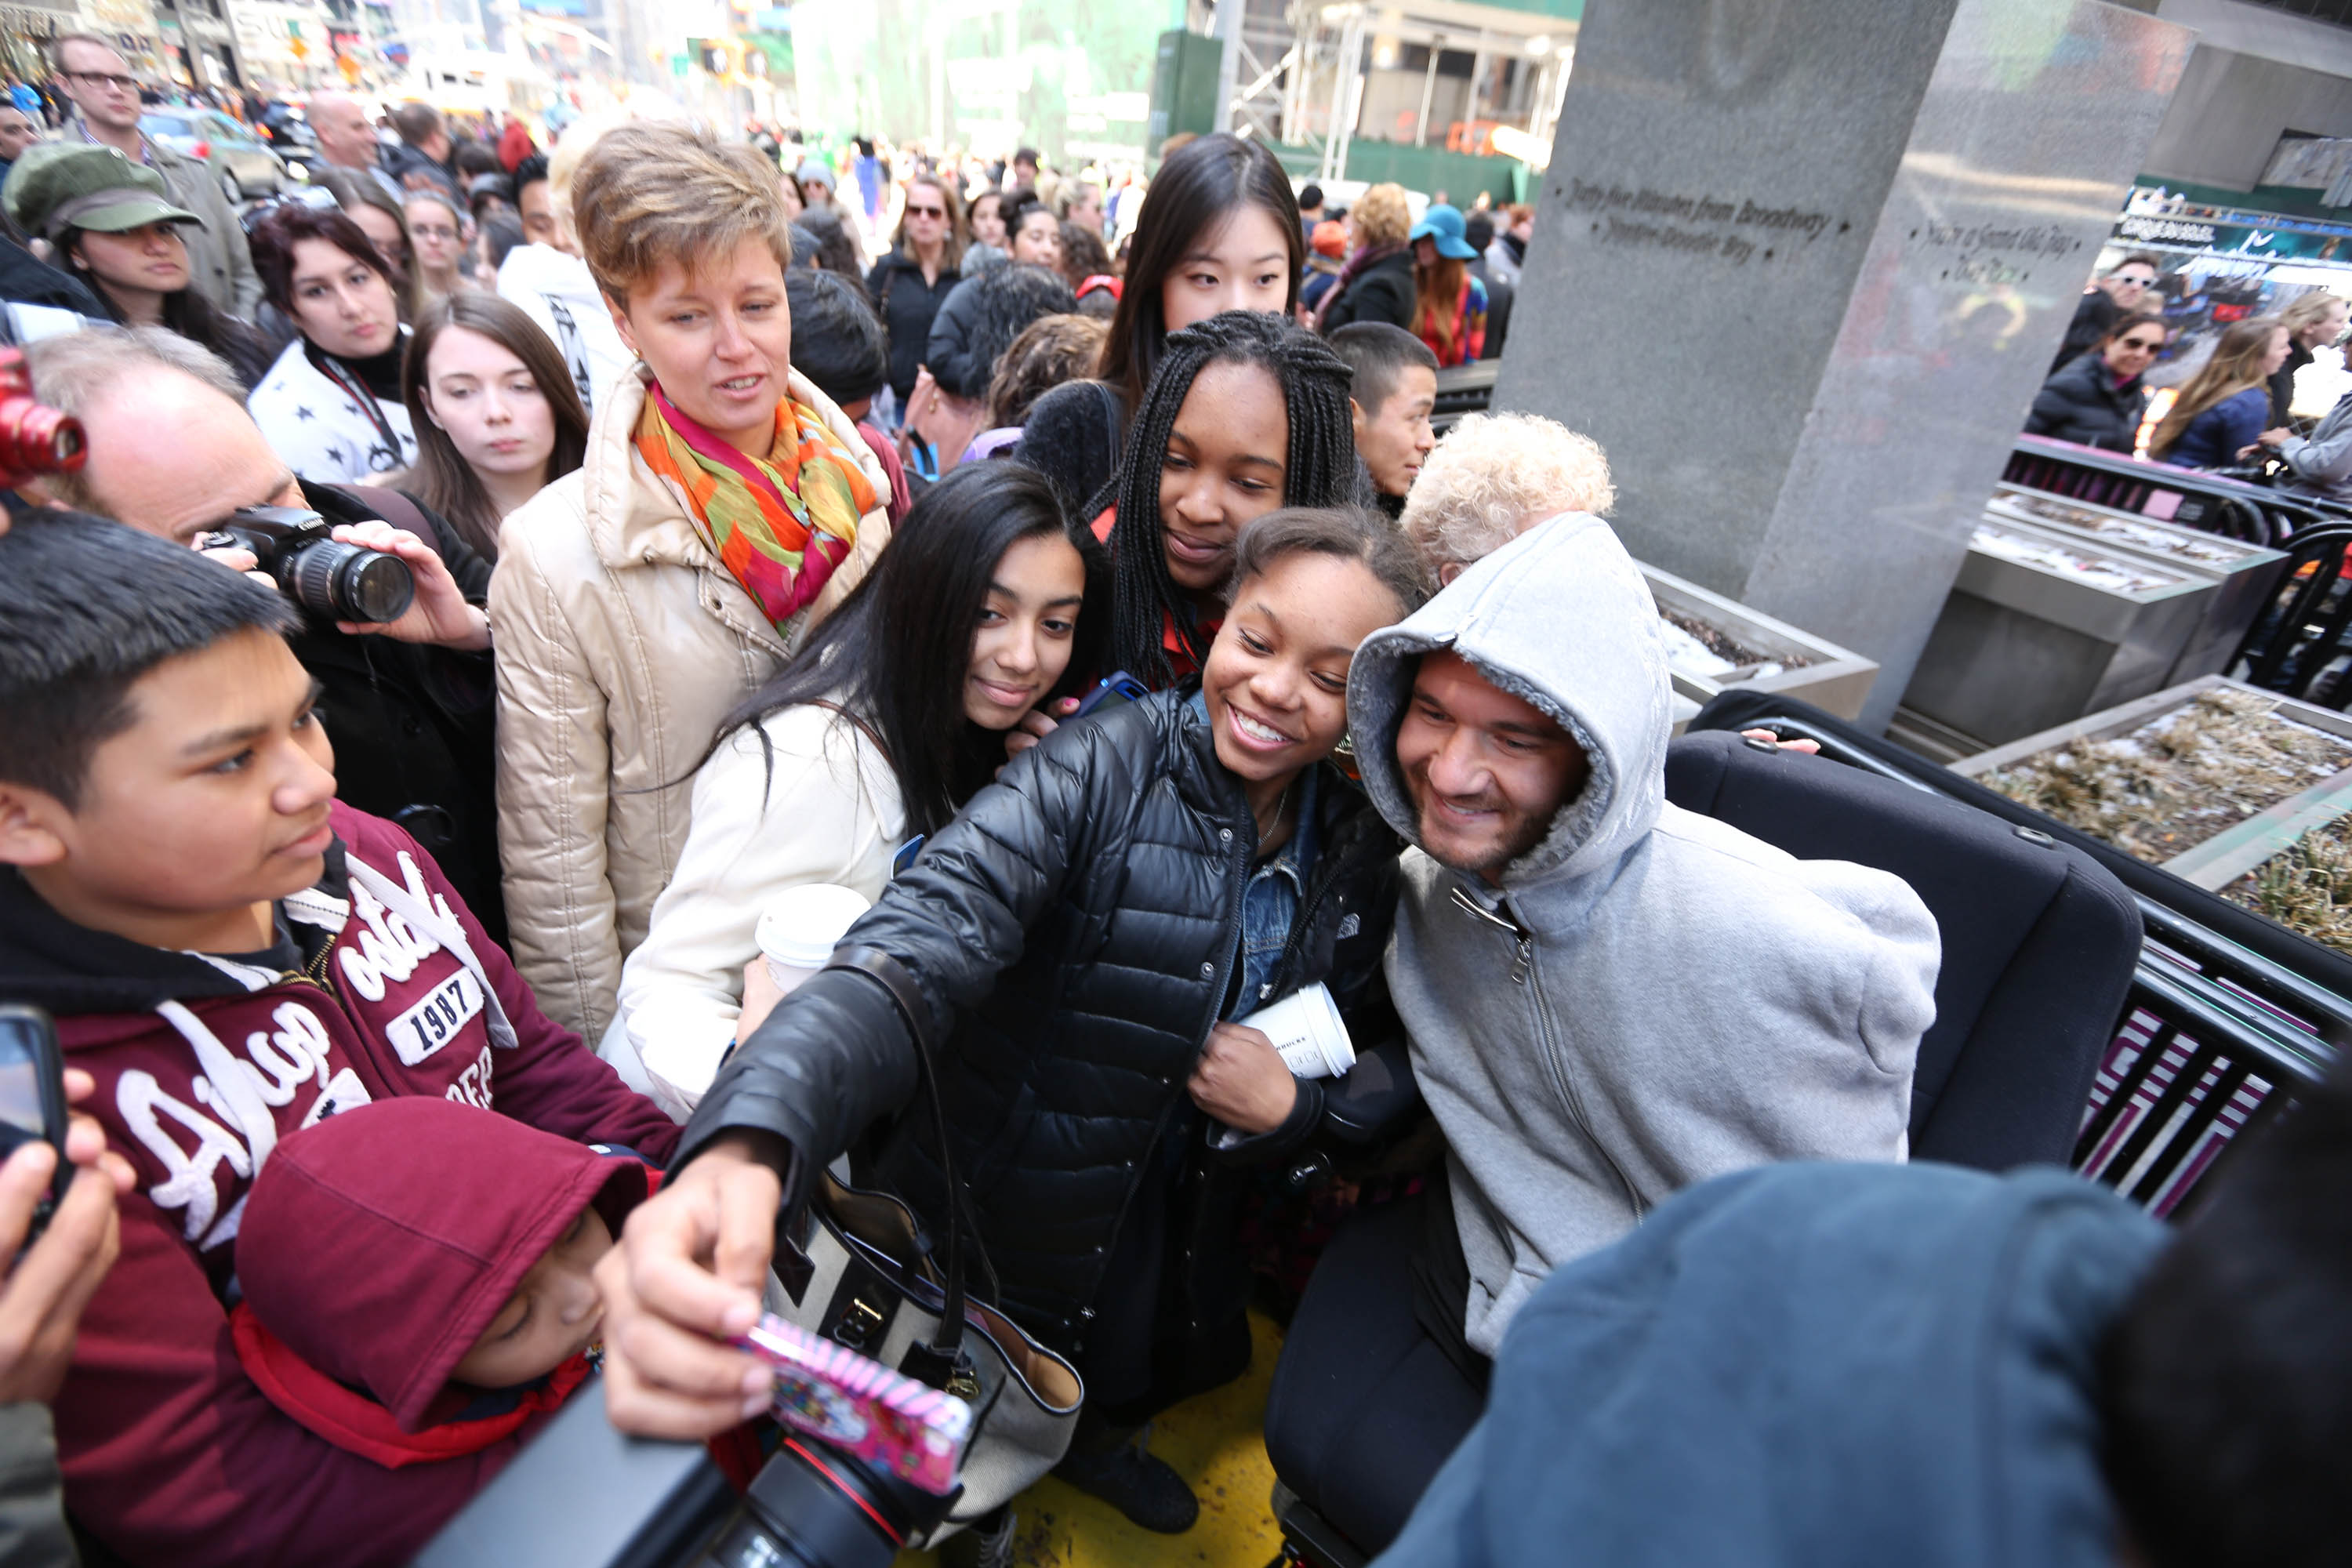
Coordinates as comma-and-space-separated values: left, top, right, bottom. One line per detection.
900, 1312, 1287, 1568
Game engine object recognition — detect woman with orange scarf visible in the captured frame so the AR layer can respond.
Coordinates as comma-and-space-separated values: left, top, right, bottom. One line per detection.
488, 119, 892, 1044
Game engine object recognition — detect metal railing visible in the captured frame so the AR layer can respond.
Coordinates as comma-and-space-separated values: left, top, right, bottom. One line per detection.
1722, 708, 2336, 1217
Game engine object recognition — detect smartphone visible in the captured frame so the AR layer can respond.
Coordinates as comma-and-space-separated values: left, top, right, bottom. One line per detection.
0, 1006, 71, 1242
1073, 671, 1151, 719
731, 1312, 975, 1495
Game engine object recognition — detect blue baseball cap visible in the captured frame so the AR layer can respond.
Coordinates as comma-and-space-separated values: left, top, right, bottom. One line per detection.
1408, 203, 1479, 260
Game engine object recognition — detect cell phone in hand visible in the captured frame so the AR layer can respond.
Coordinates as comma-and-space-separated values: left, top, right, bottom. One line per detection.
0, 1006, 69, 1243
1073, 671, 1151, 719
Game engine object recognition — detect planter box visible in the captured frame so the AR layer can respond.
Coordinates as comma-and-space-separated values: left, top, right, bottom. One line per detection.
1952, 674, 2352, 890
1985, 486, 2289, 686
1899, 517, 2217, 750
1638, 563, 1880, 728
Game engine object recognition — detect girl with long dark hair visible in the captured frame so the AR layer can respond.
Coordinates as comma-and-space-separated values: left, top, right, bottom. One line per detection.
1102, 310, 1362, 684
246, 202, 419, 481
1018, 134, 1304, 506
608, 462, 1108, 1117
399, 292, 590, 562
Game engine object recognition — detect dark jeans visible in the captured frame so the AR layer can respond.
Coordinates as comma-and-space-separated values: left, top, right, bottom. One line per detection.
1264, 1174, 1490, 1556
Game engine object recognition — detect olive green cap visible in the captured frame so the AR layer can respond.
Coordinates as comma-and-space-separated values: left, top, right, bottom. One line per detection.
2, 142, 201, 243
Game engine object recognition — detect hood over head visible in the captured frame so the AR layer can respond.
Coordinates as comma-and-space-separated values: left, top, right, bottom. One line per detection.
236, 1098, 647, 1431
1386, 1163, 2165, 1568
1348, 513, 1672, 887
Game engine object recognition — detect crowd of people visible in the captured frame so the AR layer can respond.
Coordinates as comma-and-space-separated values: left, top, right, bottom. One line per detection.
2024, 248, 2352, 492
0, 42, 2340, 1568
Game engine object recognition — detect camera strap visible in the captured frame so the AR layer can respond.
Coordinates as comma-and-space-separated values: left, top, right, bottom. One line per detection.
314, 351, 406, 464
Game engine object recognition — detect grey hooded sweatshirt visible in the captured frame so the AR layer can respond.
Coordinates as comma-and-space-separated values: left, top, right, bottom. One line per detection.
1348, 514, 1942, 1356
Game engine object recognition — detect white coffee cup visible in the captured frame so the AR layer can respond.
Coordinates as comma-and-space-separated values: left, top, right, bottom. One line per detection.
753, 884, 874, 994
1236, 982, 1354, 1080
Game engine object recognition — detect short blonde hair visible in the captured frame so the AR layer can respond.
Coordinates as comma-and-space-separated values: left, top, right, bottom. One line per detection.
1351, 183, 1411, 250
1401, 412, 1616, 586
571, 120, 793, 304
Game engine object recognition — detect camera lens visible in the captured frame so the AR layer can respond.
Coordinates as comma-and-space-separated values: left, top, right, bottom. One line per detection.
280, 538, 416, 624
692, 1439, 915, 1568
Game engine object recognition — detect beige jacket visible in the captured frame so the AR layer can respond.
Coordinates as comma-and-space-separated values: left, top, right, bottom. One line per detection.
490, 367, 891, 1040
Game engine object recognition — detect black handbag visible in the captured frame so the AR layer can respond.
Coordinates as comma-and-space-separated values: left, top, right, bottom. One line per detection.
769, 945, 1081, 1544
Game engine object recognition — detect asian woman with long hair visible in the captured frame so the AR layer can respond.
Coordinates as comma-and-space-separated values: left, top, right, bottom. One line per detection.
1018, 134, 1304, 507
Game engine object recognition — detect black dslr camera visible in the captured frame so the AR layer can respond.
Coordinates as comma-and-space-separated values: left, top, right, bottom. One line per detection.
199, 506, 416, 625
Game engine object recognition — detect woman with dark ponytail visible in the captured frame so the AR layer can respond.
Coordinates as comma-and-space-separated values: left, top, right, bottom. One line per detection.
1017, 134, 1304, 507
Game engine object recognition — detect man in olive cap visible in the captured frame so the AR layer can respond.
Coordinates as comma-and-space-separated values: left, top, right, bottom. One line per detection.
2, 143, 205, 323
48, 33, 259, 316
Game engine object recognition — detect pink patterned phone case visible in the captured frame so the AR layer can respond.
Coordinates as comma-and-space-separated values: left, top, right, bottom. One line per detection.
731, 1314, 975, 1494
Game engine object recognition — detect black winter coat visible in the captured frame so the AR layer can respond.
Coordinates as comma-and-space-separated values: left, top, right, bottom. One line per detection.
866, 248, 960, 403
2024, 352, 2149, 452
2049, 290, 2119, 376
292, 481, 505, 942
680, 688, 1403, 1365
1320, 249, 1417, 334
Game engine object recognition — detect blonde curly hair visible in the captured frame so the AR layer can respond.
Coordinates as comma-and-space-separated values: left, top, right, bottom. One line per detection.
1400, 412, 1616, 586
1350, 183, 1411, 250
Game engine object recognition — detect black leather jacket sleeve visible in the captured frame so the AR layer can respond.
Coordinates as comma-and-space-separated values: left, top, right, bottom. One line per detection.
672, 706, 1137, 1175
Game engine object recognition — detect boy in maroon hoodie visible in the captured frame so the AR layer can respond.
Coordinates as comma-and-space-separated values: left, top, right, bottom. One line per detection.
0, 515, 683, 1566
232, 1098, 644, 1479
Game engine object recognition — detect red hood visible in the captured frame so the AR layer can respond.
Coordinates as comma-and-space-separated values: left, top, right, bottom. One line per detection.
235, 1097, 647, 1431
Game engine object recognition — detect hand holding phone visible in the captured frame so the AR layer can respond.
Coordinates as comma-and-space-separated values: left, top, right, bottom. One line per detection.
0, 1010, 128, 1406
0, 1007, 69, 1241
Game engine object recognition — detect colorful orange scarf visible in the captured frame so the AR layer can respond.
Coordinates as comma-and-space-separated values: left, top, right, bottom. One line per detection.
636, 383, 879, 633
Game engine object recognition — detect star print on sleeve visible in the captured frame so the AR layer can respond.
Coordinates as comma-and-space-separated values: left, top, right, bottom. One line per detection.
293, 406, 314, 421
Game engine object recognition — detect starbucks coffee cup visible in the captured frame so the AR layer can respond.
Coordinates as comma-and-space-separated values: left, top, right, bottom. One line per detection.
753, 884, 873, 994
1237, 982, 1354, 1080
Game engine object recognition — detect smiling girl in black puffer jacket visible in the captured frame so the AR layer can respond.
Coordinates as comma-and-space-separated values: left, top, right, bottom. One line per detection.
677, 508, 1424, 1533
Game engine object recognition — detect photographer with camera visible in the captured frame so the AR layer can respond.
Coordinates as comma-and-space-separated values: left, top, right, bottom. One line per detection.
17, 327, 512, 939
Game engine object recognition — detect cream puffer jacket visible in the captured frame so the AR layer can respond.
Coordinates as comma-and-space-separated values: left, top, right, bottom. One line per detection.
490, 366, 891, 1041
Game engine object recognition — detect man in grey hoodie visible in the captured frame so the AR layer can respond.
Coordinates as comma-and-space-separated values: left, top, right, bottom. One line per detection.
1270, 511, 1941, 1555
1350, 510, 1941, 1356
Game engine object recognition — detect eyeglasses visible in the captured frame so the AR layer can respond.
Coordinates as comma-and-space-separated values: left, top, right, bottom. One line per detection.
2115, 336, 2164, 352
906, 204, 946, 220
64, 70, 138, 93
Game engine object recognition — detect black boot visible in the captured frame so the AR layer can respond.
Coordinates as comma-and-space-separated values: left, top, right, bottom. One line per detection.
1053, 1424, 1200, 1534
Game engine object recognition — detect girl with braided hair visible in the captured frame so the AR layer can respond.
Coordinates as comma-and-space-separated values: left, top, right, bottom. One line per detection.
1105, 310, 1363, 679
1007, 310, 1367, 763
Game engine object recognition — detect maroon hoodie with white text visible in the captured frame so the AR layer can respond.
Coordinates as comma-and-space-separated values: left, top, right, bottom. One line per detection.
0, 803, 681, 1568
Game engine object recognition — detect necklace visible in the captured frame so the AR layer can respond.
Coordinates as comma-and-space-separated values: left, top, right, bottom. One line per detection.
1253, 777, 1297, 846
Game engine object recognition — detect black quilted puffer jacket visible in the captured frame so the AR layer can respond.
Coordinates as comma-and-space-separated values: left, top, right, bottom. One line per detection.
678, 685, 1401, 1357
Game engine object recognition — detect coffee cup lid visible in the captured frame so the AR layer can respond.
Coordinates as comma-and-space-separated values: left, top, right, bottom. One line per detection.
754, 884, 873, 969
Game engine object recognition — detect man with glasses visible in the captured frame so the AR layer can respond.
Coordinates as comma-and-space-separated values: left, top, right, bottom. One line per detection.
47, 34, 259, 317
2051, 251, 2160, 374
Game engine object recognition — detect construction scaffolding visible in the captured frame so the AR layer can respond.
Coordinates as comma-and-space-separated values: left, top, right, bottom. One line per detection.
1201, 0, 1572, 183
